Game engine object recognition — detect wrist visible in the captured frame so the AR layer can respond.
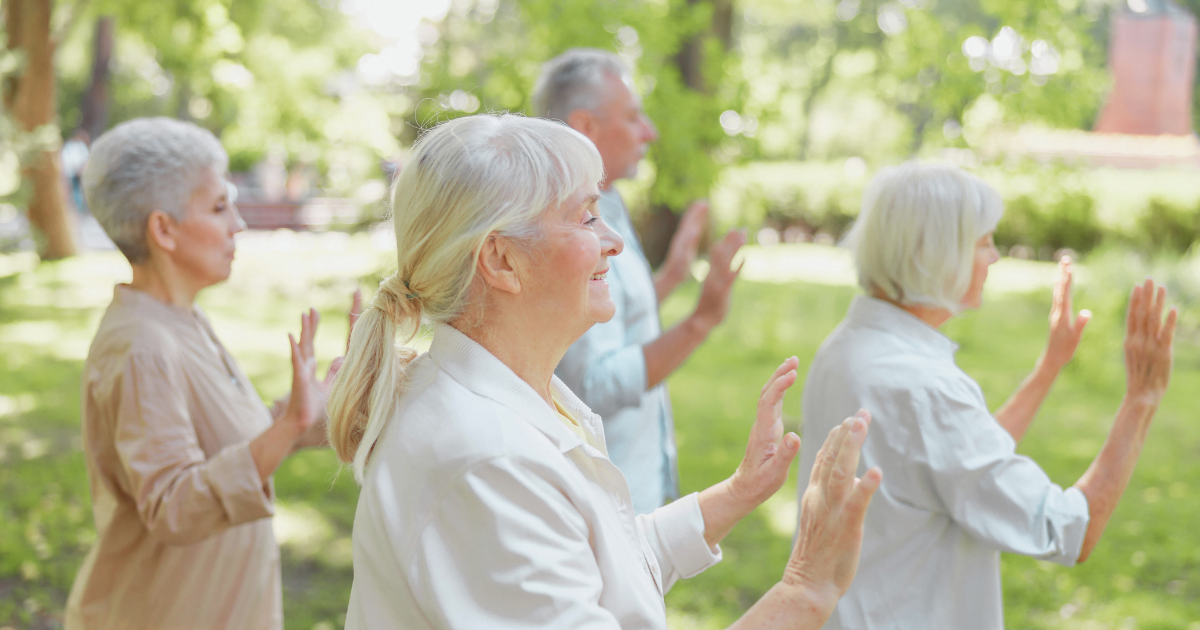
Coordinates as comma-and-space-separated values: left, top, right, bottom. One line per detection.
773, 579, 840, 624
686, 311, 716, 339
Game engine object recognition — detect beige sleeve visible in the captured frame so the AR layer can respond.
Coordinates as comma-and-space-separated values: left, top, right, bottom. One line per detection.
114, 353, 274, 546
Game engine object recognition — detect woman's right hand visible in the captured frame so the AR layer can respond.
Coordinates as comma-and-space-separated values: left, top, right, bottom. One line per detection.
782, 411, 882, 612
1124, 279, 1177, 405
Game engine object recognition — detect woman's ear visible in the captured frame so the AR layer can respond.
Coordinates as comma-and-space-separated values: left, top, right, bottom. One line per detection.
145, 210, 179, 254
476, 234, 522, 295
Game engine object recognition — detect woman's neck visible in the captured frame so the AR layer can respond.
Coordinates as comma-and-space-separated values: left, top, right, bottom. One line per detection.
452, 306, 575, 407
129, 260, 201, 308
872, 292, 953, 329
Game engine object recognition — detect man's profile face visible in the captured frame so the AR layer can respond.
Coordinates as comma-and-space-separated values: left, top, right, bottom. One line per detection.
583, 73, 658, 188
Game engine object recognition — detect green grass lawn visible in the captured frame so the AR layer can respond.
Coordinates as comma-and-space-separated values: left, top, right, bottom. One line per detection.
1, 238, 1198, 629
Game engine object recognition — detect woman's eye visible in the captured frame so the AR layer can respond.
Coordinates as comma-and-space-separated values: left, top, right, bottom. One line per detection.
585, 214, 599, 226
215, 203, 227, 213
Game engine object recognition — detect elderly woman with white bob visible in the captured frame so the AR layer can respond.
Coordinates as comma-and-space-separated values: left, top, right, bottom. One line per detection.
67, 117, 353, 629
327, 113, 883, 629
797, 161, 1177, 629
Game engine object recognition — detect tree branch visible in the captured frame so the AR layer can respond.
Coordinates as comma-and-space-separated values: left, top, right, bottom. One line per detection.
52, 0, 89, 51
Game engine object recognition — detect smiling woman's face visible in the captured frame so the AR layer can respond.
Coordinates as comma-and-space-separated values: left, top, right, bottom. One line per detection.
520, 185, 624, 339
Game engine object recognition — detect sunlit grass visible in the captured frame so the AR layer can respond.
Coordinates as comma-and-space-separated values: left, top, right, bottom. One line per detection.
1, 239, 1198, 629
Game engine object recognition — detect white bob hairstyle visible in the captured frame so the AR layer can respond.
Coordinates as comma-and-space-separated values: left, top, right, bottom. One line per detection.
532, 48, 630, 123
327, 114, 604, 482
844, 161, 1004, 311
83, 117, 228, 263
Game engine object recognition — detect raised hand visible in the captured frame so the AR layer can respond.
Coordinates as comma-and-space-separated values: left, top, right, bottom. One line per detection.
1040, 257, 1091, 373
283, 309, 323, 440
1124, 279, 1177, 404
784, 411, 882, 609
666, 200, 709, 272
693, 229, 747, 332
730, 357, 802, 506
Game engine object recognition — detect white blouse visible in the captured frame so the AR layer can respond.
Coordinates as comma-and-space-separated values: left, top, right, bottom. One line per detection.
345, 324, 722, 629
797, 296, 1090, 630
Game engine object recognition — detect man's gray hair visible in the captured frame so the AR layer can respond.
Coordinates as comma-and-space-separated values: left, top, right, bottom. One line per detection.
532, 48, 630, 122
84, 117, 228, 263
845, 161, 1004, 312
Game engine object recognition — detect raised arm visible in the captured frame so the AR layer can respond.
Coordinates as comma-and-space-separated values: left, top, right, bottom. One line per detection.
643, 229, 745, 389
1072, 279, 1176, 563
995, 257, 1090, 442
690, 358, 881, 629
653, 200, 708, 303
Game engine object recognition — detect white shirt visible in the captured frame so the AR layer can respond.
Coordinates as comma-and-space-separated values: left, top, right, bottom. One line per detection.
556, 188, 677, 514
797, 296, 1090, 630
346, 324, 721, 629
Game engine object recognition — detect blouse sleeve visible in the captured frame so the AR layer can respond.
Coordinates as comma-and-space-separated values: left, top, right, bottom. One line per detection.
637, 492, 723, 593
113, 352, 274, 545
918, 381, 1090, 566
409, 456, 622, 630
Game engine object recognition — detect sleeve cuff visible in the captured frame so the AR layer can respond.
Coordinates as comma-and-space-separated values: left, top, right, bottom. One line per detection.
205, 441, 275, 526
650, 492, 723, 579
1053, 486, 1090, 567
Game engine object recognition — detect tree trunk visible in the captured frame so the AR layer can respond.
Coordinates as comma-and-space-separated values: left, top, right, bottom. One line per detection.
80, 17, 114, 141
8, 0, 78, 259
641, 0, 733, 268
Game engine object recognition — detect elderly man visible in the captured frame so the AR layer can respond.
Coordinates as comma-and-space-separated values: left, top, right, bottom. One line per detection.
536, 48, 745, 514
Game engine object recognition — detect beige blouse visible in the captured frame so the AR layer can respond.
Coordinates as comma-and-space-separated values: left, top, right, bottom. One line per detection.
66, 285, 282, 630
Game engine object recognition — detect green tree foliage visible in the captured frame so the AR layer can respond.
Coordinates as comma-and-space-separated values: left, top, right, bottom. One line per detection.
413, 0, 741, 211
54, 0, 398, 189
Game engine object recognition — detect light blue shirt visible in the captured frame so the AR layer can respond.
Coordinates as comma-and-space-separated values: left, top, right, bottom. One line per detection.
555, 189, 677, 514
798, 296, 1090, 630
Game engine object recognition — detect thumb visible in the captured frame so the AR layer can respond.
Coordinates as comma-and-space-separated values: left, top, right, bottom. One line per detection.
1074, 309, 1092, 340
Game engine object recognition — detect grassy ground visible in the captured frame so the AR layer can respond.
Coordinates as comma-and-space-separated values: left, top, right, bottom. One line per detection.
1, 237, 1198, 629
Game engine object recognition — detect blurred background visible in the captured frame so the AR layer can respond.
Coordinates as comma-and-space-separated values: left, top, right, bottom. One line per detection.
4, 0, 1200, 628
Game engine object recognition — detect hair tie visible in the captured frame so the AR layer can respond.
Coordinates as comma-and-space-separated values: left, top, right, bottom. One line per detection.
403, 280, 419, 300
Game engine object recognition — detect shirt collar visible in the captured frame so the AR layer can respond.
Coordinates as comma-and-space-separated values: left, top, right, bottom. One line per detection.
846, 295, 959, 357
112, 284, 205, 324
427, 323, 607, 455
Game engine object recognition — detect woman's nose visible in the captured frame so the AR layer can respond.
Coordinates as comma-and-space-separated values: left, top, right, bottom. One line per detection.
598, 218, 624, 257
229, 204, 248, 235
640, 114, 659, 143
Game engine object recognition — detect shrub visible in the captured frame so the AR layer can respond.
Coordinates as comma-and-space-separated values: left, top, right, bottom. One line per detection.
994, 193, 1104, 257
1133, 198, 1199, 254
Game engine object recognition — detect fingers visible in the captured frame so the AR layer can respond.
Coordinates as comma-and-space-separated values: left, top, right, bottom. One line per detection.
1126, 284, 1143, 338
1062, 258, 1074, 323
348, 289, 363, 351
817, 417, 853, 490
759, 370, 797, 416
1149, 285, 1166, 338
1161, 307, 1179, 346
824, 412, 870, 506
288, 333, 304, 382
843, 467, 883, 524
762, 356, 800, 395
1073, 309, 1091, 343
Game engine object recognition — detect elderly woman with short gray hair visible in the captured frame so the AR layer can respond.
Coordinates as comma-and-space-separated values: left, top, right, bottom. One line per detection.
797, 161, 1177, 629
66, 117, 351, 629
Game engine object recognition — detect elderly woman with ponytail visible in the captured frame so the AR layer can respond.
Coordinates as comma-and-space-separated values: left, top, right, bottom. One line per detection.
327, 113, 883, 630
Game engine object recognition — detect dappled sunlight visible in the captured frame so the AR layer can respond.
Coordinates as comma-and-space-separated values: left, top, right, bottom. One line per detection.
273, 502, 354, 570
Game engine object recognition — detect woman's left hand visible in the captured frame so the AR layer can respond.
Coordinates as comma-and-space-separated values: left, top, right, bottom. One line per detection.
729, 356, 803, 507
1040, 257, 1091, 373
287, 289, 363, 450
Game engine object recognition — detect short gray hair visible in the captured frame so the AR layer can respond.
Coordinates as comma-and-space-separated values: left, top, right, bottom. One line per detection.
532, 48, 629, 122
84, 117, 229, 263
845, 161, 1004, 311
